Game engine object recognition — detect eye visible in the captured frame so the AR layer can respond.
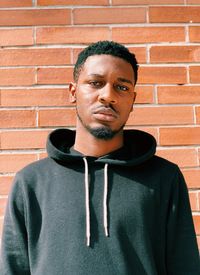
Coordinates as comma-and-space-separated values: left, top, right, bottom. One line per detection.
115, 84, 129, 92
89, 81, 103, 88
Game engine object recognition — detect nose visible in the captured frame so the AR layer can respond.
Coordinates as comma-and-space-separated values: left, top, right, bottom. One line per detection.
98, 84, 117, 105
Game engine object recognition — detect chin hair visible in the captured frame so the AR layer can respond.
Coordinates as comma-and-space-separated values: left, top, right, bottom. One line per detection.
89, 126, 117, 140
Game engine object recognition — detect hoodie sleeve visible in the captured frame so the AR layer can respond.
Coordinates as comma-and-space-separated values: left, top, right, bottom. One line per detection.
166, 167, 200, 274
0, 173, 30, 275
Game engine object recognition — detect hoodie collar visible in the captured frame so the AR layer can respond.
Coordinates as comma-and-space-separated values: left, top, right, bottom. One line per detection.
47, 128, 156, 166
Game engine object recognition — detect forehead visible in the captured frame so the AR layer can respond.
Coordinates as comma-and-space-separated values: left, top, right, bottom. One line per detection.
79, 54, 134, 80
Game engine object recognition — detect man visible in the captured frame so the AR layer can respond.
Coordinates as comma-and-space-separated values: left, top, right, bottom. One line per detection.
0, 41, 199, 274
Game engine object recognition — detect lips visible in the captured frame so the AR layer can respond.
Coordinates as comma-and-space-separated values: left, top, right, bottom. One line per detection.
93, 106, 118, 122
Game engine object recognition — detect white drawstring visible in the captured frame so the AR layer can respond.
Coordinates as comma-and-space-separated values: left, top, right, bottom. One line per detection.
83, 157, 90, 247
83, 158, 109, 247
103, 163, 109, 237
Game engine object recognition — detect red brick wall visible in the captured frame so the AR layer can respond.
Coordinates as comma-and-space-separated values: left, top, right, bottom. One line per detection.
0, 0, 200, 247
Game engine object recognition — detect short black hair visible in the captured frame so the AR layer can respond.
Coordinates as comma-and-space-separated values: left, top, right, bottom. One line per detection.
73, 40, 139, 85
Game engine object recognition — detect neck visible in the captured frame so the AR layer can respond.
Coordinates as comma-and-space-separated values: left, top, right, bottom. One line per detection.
74, 123, 124, 158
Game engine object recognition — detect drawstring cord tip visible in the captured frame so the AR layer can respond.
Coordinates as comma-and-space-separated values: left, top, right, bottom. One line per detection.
105, 227, 109, 237
86, 237, 90, 247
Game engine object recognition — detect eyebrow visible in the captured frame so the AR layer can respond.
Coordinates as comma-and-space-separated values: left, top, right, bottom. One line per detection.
88, 74, 134, 85
117, 77, 134, 86
87, 74, 104, 78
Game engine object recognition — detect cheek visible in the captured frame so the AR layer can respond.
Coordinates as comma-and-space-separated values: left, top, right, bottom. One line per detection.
124, 97, 134, 109
76, 94, 95, 117
76, 87, 97, 105
121, 100, 134, 118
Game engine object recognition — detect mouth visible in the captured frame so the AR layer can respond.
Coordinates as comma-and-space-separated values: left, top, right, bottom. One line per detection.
93, 106, 118, 122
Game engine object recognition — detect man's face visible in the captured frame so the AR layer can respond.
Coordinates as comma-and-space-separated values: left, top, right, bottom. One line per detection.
70, 54, 136, 139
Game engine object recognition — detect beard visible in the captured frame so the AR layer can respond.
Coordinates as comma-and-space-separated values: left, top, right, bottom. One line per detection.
76, 108, 123, 140
87, 126, 118, 140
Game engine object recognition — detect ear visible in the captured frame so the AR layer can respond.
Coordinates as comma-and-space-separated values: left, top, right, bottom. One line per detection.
69, 82, 77, 103
133, 91, 137, 103
130, 92, 137, 112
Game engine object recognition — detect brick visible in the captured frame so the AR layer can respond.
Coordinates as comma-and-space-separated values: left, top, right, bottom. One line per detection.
150, 46, 200, 63
195, 107, 200, 124
0, 131, 49, 150
138, 67, 187, 84
113, 0, 184, 4
127, 106, 193, 126
0, 218, 4, 236
0, 176, 13, 196
38, 0, 108, 5
0, 199, 7, 216
37, 67, 73, 85
0, 110, 36, 128
156, 148, 198, 168
198, 193, 200, 211
187, 0, 200, 3
183, 170, 200, 189
160, 127, 200, 146
0, 28, 33, 47
189, 192, 199, 211
74, 8, 146, 24
72, 48, 84, 64
36, 27, 110, 44
112, 27, 184, 44
157, 86, 200, 104
189, 27, 200, 42
38, 108, 76, 127
149, 7, 200, 23
128, 47, 147, 64
193, 215, 200, 234
1, 89, 71, 107
0, 0, 32, 7
199, 149, 200, 166
0, 9, 70, 26
0, 68, 35, 86
134, 86, 154, 104
189, 66, 200, 83
0, 154, 37, 173
0, 49, 70, 67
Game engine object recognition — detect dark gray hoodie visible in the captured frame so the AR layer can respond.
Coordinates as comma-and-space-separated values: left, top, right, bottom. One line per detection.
0, 129, 199, 274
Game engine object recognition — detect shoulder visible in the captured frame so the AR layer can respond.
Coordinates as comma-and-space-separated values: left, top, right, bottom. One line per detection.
151, 156, 188, 191
148, 155, 185, 186
17, 157, 52, 177
13, 157, 54, 189
152, 155, 180, 173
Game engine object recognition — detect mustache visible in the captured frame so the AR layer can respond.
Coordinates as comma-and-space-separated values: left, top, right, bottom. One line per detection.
92, 105, 118, 117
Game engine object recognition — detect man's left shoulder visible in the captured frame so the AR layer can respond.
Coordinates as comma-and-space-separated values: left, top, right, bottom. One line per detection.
149, 155, 182, 179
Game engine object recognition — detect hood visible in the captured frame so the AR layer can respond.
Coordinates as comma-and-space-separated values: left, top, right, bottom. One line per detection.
47, 128, 156, 167
46, 128, 157, 246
